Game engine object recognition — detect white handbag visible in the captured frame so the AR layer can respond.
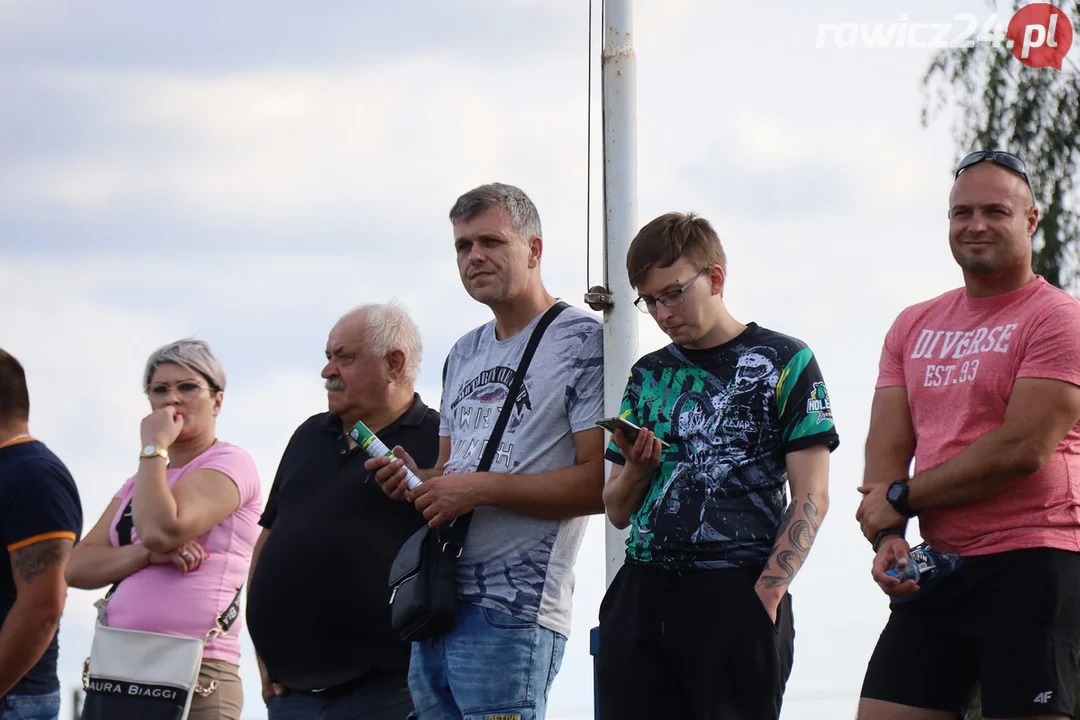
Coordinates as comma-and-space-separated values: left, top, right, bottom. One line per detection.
79, 586, 241, 720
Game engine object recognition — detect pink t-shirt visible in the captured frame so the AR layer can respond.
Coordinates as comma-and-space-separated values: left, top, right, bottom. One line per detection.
878, 276, 1080, 556
106, 442, 262, 665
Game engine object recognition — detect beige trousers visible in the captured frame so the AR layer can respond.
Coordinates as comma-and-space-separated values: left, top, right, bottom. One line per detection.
187, 659, 243, 720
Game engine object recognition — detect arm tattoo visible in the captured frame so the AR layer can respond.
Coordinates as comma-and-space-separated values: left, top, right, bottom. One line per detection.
759, 494, 821, 589
11, 539, 72, 584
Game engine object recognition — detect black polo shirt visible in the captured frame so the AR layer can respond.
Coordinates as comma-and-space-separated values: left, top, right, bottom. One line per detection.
246, 395, 438, 690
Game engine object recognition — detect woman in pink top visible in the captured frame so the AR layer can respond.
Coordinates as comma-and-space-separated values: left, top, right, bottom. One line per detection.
66, 339, 262, 720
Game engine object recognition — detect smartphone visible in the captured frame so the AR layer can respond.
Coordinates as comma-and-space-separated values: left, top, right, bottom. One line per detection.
595, 416, 671, 448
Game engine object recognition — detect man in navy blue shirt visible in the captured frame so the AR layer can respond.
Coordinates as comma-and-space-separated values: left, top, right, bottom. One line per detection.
0, 348, 83, 720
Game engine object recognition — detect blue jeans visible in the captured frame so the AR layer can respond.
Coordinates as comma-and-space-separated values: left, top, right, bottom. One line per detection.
0, 691, 60, 720
267, 671, 412, 720
409, 604, 566, 720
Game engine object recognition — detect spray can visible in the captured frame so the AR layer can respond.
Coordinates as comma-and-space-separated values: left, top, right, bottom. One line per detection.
348, 420, 423, 490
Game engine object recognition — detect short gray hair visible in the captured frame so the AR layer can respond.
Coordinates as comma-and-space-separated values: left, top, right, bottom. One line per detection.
448, 182, 543, 241
143, 339, 226, 392
352, 299, 423, 385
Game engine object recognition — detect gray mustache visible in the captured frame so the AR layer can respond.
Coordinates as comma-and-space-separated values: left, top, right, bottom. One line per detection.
325, 378, 346, 392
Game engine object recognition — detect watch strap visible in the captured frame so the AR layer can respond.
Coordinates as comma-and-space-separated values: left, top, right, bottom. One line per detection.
873, 526, 906, 552
139, 445, 169, 463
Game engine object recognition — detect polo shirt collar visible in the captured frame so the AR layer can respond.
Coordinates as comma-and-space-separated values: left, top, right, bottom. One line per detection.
322, 394, 428, 437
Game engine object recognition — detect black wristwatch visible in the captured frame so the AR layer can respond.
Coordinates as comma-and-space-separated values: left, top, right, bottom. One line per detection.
886, 479, 917, 518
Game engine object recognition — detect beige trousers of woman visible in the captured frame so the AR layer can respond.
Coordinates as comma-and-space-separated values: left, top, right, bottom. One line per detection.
187, 659, 243, 720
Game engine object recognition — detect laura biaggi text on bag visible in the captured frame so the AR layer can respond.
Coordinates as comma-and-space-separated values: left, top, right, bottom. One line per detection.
80, 585, 241, 720
80, 497, 241, 720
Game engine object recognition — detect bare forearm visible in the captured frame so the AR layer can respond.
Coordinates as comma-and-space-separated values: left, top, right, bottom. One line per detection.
66, 543, 150, 590
132, 458, 183, 544
757, 492, 827, 596
479, 460, 605, 519
602, 465, 652, 529
0, 600, 63, 697
910, 427, 1040, 511
863, 438, 913, 490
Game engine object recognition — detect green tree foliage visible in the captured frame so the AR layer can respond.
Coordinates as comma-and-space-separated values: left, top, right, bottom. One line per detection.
922, 0, 1080, 291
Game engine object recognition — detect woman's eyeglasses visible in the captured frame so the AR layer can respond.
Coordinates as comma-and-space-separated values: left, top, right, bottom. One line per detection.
147, 382, 216, 398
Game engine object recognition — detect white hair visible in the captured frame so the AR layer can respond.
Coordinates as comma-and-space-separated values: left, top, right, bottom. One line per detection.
349, 299, 423, 385
143, 338, 226, 392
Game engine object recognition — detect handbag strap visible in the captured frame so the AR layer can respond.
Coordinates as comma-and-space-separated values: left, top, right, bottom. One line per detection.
105, 498, 243, 640
437, 301, 569, 556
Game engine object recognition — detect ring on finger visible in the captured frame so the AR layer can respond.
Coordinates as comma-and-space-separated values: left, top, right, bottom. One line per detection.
180, 550, 191, 558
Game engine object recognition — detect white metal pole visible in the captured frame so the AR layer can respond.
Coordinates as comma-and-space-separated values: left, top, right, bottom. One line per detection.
601, 0, 638, 588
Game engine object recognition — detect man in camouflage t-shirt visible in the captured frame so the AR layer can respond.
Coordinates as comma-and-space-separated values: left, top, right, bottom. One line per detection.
597, 213, 839, 720
370, 183, 605, 720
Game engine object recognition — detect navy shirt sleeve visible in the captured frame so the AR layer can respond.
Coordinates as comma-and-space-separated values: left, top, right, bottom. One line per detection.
0, 459, 82, 552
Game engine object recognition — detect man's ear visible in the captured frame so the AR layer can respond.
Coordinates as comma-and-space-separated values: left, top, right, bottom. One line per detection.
529, 236, 543, 269
387, 349, 407, 382
709, 265, 726, 297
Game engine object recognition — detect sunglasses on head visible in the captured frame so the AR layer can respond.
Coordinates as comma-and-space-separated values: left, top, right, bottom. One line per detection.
954, 150, 1034, 197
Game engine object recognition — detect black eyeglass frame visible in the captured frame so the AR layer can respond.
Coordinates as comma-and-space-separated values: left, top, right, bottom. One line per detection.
632, 267, 712, 314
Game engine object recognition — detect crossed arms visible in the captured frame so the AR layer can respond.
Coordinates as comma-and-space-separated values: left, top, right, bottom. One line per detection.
857, 378, 1080, 541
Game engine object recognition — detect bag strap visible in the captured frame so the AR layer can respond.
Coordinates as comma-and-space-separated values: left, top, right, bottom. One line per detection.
106, 497, 244, 640
437, 301, 569, 556
204, 586, 244, 642
103, 499, 137, 598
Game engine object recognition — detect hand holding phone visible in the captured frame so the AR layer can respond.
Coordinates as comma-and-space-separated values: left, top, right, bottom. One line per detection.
595, 417, 670, 449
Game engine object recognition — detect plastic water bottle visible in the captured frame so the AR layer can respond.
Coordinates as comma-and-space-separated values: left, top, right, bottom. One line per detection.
886, 542, 964, 584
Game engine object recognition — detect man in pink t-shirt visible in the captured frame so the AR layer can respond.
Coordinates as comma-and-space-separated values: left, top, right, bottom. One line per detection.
854, 151, 1080, 720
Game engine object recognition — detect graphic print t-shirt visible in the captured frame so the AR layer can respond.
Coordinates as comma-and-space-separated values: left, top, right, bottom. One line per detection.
877, 276, 1080, 556
607, 323, 839, 568
440, 304, 604, 637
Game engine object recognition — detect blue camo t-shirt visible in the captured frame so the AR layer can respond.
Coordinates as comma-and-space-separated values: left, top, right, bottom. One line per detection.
439, 304, 604, 637
0, 439, 83, 697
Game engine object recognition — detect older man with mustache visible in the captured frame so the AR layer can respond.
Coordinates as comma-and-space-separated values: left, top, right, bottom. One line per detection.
245, 300, 439, 720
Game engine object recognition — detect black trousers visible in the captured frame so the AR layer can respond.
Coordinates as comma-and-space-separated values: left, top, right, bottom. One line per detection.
595, 562, 795, 720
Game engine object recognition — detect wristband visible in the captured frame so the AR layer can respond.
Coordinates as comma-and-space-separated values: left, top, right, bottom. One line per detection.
873, 527, 906, 552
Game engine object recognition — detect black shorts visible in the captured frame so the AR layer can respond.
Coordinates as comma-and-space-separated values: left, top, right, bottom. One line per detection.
861, 546, 1080, 718
595, 562, 795, 720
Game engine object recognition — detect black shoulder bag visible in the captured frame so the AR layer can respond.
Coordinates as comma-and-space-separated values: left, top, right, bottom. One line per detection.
387, 301, 568, 642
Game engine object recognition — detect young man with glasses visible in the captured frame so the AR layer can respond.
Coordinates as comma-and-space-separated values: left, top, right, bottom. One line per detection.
855, 151, 1080, 719
596, 212, 839, 720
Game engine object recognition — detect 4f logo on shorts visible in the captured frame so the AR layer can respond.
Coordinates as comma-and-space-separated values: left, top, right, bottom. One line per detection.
1034, 690, 1053, 703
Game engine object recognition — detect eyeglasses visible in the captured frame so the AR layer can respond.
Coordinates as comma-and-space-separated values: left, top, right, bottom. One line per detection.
633, 267, 711, 314
955, 150, 1034, 197
147, 382, 215, 398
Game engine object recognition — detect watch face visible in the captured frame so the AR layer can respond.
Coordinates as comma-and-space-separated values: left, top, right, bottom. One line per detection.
887, 483, 904, 502
142, 445, 157, 455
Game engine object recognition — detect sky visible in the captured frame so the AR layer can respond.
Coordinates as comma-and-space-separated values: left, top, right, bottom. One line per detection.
2, 1, 1078, 718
